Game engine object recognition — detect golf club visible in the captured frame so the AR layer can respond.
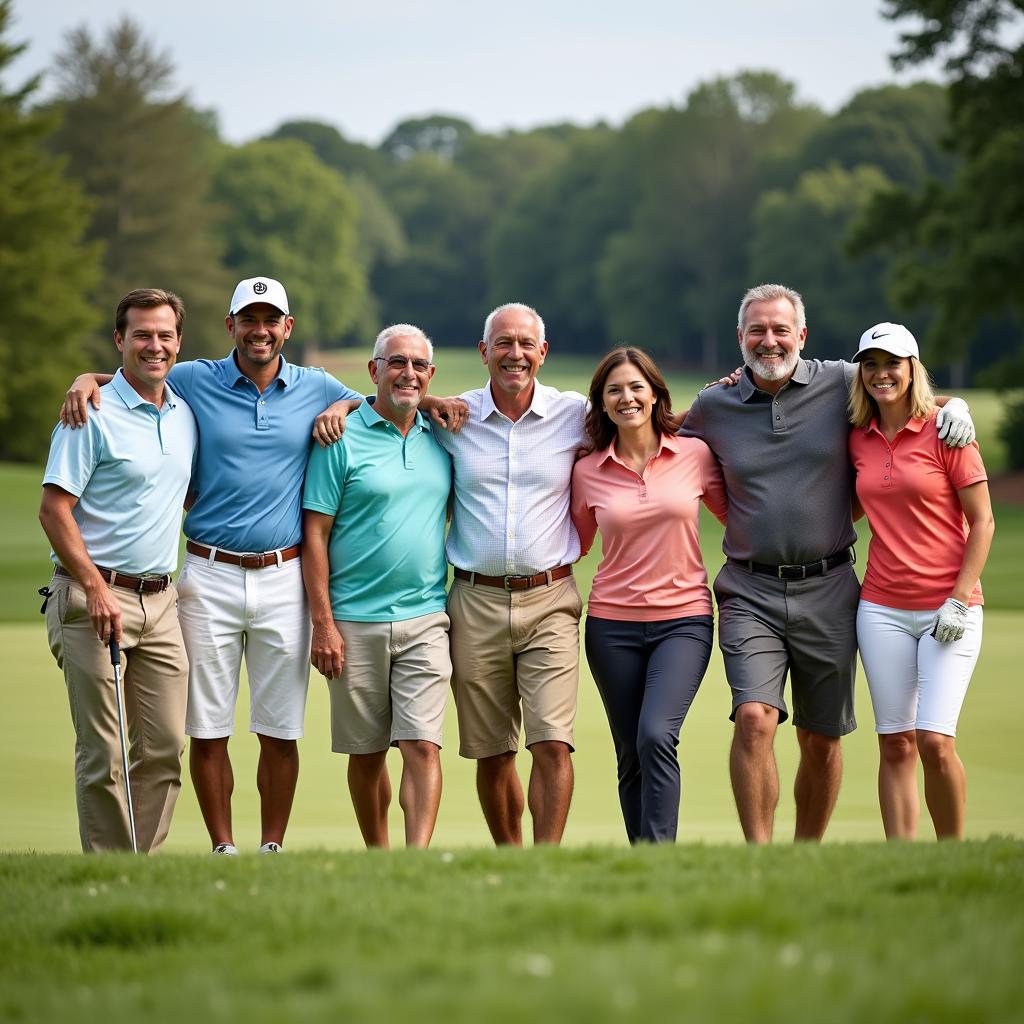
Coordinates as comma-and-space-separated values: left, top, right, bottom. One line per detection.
109, 636, 138, 854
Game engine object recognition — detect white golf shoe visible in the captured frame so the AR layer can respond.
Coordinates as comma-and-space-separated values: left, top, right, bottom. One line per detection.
258, 842, 282, 854
212, 842, 239, 855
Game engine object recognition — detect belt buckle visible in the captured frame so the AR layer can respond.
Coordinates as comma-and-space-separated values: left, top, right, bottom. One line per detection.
243, 551, 267, 569
503, 575, 515, 591
777, 564, 806, 581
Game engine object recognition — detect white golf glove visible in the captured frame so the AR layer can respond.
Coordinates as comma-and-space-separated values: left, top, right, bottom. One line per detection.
935, 398, 975, 447
931, 597, 969, 643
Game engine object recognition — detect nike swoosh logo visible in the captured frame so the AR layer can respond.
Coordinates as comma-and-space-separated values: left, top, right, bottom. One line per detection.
871, 329, 889, 339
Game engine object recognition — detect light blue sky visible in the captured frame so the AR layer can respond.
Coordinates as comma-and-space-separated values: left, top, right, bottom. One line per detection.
10, 0, 947, 144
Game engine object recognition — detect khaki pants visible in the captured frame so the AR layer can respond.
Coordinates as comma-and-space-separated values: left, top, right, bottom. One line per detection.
448, 576, 582, 758
45, 574, 189, 853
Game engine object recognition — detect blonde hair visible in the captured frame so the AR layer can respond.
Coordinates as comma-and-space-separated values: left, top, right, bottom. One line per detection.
848, 356, 937, 428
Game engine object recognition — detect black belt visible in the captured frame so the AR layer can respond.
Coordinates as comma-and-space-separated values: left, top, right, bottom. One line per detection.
54, 564, 171, 594
729, 549, 854, 581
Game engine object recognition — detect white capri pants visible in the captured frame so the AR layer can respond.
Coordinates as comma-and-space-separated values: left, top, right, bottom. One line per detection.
856, 599, 983, 737
177, 552, 312, 740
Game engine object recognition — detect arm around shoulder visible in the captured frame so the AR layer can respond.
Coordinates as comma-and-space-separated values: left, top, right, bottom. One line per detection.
61, 372, 114, 428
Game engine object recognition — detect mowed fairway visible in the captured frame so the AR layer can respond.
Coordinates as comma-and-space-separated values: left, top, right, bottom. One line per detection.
2, 840, 1024, 1024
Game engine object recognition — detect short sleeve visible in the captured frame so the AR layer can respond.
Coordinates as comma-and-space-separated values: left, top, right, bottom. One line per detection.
697, 442, 728, 525
303, 439, 348, 516
941, 439, 988, 491
42, 418, 103, 498
569, 459, 598, 556
324, 371, 363, 404
678, 393, 706, 441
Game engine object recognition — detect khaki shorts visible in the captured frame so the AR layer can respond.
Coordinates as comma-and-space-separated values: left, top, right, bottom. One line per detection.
327, 611, 451, 754
447, 575, 582, 758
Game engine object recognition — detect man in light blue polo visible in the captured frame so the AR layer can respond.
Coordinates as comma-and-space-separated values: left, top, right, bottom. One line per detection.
40, 289, 197, 853
62, 277, 363, 855
302, 324, 452, 849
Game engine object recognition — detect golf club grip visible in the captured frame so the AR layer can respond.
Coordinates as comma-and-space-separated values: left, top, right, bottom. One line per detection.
109, 636, 120, 665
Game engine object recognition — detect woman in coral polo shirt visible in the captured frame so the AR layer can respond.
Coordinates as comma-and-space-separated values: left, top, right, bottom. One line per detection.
570, 348, 727, 843
848, 323, 995, 840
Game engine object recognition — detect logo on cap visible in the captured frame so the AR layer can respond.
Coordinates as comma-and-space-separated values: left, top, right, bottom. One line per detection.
871, 329, 889, 339
253, 281, 268, 295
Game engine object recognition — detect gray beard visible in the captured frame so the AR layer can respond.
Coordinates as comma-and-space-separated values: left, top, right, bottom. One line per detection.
741, 348, 799, 382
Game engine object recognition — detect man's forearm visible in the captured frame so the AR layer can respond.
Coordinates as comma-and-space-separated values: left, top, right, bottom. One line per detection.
300, 520, 335, 626
39, 492, 104, 590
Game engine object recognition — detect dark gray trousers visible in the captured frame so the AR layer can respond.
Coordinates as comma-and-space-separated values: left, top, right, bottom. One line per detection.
585, 614, 713, 843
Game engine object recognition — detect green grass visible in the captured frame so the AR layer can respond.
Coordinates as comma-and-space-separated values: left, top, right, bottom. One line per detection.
1, 841, 1022, 1023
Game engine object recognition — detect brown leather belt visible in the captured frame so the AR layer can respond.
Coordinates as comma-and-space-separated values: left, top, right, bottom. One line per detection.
54, 564, 171, 594
454, 564, 573, 591
186, 540, 301, 569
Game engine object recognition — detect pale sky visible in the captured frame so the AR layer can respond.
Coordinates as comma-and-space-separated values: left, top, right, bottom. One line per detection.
9, 0, 947, 145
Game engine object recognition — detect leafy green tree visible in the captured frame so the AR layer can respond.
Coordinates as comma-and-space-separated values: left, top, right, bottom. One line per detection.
599, 74, 822, 369
798, 83, 955, 188
751, 163, 894, 358
851, 0, 1024, 367
373, 153, 492, 344
265, 121, 404, 345
211, 139, 366, 360
0, 0, 102, 461
380, 115, 476, 162
267, 119, 387, 179
344, 173, 407, 343
457, 128, 573, 208
486, 127, 628, 352
46, 17, 229, 361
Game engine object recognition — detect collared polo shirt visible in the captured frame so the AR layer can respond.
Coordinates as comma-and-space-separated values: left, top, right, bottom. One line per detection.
571, 434, 727, 621
850, 413, 987, 609
168, 352, 361, 552
303, 401, 451, 622
434, 380, 587, 575
43, 370, 197, 574
682, 359, 858, 565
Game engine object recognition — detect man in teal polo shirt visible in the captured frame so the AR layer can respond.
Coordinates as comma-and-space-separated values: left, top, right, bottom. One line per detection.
302, 324, 452, 848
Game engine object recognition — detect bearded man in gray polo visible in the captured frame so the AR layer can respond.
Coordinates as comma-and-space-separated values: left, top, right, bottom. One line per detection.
682, 283, 975, 843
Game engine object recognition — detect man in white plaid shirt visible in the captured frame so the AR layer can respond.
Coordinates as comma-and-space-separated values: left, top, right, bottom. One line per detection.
434, 303, 587, 845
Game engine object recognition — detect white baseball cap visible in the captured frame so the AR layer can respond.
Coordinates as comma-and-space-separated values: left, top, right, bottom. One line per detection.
228, 277, 290, 316
853, 322, 919, 361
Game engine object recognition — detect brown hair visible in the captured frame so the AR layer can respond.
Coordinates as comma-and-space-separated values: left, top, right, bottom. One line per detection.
848, 355, 937, 428
585, 347, 676, 450
115, 289, 186, 337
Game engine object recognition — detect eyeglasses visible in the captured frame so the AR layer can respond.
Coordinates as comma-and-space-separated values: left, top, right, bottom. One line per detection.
375, 355, 433, 372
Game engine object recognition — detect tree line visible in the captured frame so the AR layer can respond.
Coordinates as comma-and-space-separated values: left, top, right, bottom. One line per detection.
0, 0, 1020, 462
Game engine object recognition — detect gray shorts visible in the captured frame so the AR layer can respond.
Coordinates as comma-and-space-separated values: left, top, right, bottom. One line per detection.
713, 561, 859, 737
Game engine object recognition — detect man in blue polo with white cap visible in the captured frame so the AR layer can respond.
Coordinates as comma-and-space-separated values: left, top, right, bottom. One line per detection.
63, 277, 363, 854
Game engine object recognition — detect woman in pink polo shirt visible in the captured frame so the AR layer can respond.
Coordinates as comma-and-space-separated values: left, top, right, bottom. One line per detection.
570, 347, 727, 843
848, 323, 994, 840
